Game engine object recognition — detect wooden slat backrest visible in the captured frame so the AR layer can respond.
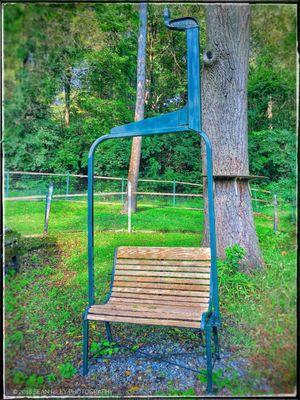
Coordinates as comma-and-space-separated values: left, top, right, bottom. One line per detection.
117, 246, 211, 260
110, 246, 211, 307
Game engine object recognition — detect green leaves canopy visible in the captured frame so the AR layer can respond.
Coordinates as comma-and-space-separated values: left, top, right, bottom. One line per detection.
4, 3, 297, 197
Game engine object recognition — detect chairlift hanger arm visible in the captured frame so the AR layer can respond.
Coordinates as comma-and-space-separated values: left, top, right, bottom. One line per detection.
110, 105, 189, 137
110, 7, 201, 137
163, 6, 198, 31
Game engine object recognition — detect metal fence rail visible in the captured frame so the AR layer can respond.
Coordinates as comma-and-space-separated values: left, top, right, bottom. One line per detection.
4, 170, 296, 234
4, 171, 204, 207
3, 170, 277, 210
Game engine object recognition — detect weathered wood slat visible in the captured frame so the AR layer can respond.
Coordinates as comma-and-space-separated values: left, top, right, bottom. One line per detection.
87, 314, 201, 328
117, 247, 211, 260
117, 265, 210, 273
110, 292, 209, 301
89, 309, 202, 321
114, 281, 210, 291
90, 304, 203, 318
112, 287, 210, 296
114, 276, 210, 284
109, 297, 209, 307
117, 259, 211, 267
115, 270, 210, 278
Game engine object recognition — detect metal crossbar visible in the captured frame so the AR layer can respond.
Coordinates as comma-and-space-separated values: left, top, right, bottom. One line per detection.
89, 339, 220, 378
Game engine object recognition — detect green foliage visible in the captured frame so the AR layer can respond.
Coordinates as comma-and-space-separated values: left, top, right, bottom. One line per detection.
224, 244, 246, 273
91, 339, 119, 356
163, 382, 196, 397
12, 371, 27, 385
46, 373, 57, 383
248, 60, 295, 132
8, 331, 24, 347
130, 344, 140, 352
197, 369, 230, 388
218, 245, 256, 301
249, 129, 296, 180
58, 362, 77, 379
248, 129, 296, 202
3, 4, 296, 197
26, 374, 44, 388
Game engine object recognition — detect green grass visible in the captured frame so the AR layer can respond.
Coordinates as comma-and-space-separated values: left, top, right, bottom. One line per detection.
4, 200, 296, 396
5, 200, 204, 235
5, 198, 286, 236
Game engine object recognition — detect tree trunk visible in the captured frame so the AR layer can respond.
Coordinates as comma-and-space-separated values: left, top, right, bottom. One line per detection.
267, 95, 273, 129
202, 4, 263, 269
122, 3, 148, 213
64, 66, 72, 127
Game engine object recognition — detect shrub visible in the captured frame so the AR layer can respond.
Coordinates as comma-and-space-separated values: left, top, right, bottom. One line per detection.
58, 362, 77, 379
218, 245, 255, 302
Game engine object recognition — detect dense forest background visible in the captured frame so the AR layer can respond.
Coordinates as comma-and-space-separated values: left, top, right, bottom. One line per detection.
3, 3, 297, 201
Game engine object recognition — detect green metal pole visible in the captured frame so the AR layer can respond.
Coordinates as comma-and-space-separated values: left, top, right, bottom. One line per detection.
82, 315, 89, 375
173, 180, 176, 206
205, 324, 213, 394
105, 322, 113, 342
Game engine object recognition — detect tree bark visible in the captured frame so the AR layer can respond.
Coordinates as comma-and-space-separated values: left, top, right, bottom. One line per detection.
267, 95, 273, 129
202, 4, 263, 269
122, 3, 148, 213
64, 66, 72, 127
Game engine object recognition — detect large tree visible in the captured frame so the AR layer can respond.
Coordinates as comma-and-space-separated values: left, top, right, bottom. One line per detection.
201, 4, 263, 268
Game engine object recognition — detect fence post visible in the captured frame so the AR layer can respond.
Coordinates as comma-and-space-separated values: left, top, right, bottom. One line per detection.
5, 172, 9, 198
66, 172, 70, 200
273, 193, 278, 233
121, 178, 125, 205
128, 181, 132, 233
44, 182, 54, 235
173, 180, 176, 206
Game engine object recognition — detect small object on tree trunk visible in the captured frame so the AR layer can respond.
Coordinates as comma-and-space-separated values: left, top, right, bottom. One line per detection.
203, 49, 217, 66
234, 178, 238, 196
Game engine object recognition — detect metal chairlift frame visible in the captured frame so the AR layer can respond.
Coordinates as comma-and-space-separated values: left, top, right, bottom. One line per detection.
83, 8, 221, 394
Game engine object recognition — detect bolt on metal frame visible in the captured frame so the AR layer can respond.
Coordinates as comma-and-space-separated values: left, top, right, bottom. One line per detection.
83, 8, 221, 394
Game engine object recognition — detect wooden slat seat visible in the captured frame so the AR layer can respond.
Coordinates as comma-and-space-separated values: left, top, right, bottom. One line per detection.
87, 246, 211, 329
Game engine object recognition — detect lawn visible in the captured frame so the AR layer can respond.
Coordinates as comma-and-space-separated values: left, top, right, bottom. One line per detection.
5, 200, 204, 235
4, 200, 297, 396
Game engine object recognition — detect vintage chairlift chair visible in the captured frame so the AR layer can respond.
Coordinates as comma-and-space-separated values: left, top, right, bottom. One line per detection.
82, 8, 221, 394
